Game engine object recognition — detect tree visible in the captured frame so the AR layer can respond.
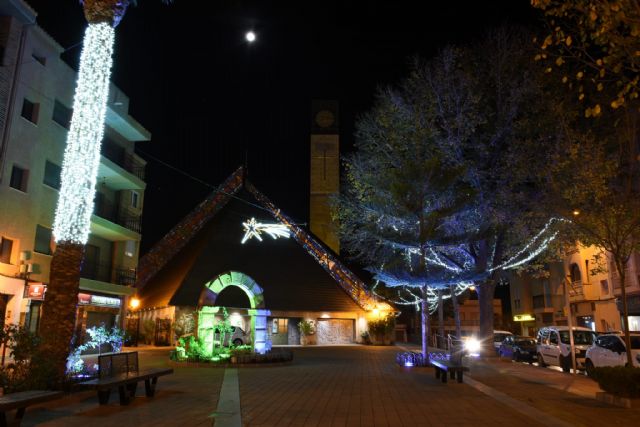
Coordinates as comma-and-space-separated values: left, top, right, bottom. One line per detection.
544, 105, 640, 367
532, 0, 640, 114
39, 0, 171, 383
337, 28, 565, 356
334, 77, 474, 357
416, 30, 564, 354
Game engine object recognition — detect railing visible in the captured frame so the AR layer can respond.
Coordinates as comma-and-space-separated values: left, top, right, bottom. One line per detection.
102, 142, 146, 181
569, 279, 584, 297
94, 197, 142, 234
80, 261, 137, 286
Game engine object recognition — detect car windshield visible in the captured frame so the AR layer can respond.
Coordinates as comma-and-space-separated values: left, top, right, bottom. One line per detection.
515, 339, 536, 346
559, 330, 596, 345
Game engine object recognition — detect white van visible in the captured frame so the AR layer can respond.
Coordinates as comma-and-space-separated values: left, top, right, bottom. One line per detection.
536, 326, 597, 372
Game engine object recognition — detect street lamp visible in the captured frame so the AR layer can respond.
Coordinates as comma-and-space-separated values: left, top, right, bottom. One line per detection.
129, 297, 141, 347
563, 275, 577, 374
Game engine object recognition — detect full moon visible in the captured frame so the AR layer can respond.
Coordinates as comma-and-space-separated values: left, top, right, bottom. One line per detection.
245, 31, 256, 42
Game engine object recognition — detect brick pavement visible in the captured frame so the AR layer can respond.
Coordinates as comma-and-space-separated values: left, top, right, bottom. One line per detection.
238, 346, 546, 427
21, 348, 225, 427
13, 345, 640, 427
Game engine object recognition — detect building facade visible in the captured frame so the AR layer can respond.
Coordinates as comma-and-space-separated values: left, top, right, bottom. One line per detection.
509, 243, 622, 337
0, 0, 149, 335
134, 168, 389, 352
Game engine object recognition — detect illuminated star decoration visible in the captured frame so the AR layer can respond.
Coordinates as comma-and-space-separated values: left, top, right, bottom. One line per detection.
241, 218, 290, 244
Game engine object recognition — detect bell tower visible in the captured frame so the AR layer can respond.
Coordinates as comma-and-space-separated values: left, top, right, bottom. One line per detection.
310, 100, 340, 254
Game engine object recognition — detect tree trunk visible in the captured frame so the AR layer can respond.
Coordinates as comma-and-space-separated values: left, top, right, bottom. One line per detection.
617, 261, 634, 367
437, 289, 445, 347
38, 242, 84, 383
451, 285, 461, 339
82, 0, 129, 26
476, 279, 497, 356
421, 287, 431, 360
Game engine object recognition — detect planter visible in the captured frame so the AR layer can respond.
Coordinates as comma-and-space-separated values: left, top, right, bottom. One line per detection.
596, 392, 640, 408
300, 335, 308, 346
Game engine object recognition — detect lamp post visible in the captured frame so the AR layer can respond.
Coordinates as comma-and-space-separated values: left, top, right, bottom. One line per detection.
563, 276, 577, 375
129, 297, 140, 347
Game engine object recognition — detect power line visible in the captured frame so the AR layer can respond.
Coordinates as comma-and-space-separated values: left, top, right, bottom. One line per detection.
136, 147, 305, 224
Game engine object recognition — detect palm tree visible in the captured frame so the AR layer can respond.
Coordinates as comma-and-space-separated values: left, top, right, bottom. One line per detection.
39, 0, 170, 382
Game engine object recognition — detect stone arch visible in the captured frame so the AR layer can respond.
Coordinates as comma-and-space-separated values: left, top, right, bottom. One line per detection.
203, 271, 265, 309
198, 271, 270, 354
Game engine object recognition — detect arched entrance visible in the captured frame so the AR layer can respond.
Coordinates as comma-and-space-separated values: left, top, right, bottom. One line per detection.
198, 271, 270, 353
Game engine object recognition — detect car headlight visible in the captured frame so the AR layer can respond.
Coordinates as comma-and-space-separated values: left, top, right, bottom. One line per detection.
465, 338, 481, 354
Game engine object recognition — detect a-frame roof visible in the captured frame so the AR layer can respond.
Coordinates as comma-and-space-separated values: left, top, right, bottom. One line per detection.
136, 167, 378, 312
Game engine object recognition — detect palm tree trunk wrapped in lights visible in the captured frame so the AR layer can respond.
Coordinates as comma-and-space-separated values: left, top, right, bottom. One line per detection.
38, 0, 130, 382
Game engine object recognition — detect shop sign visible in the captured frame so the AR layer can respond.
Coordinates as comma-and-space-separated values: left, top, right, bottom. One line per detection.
78, 293, 121, 307
25, 283, 46, 300
513, 314, 535, 322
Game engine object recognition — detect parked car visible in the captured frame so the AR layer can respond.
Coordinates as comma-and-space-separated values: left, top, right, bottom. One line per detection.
584, 332, 640, 375
499, 335, 537, 363
493, 330, 514, 353
536, 326, 597, 372
463, 330, 513, 355
213, 326, 250, 346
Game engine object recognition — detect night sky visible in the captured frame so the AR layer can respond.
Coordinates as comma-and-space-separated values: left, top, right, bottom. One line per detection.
25, 0, 537, 254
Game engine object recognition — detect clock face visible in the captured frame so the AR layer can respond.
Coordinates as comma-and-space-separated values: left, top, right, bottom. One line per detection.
315, 110, 335, 128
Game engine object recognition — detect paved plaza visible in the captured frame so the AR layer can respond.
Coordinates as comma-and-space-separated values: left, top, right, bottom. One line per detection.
15, 345, 640, 426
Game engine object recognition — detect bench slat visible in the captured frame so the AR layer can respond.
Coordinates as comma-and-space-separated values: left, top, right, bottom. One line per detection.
77, 368, 173, 389
0, 390, 63, 411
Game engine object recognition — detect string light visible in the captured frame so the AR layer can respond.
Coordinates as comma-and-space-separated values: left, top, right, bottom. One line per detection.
53, 23, 115, 244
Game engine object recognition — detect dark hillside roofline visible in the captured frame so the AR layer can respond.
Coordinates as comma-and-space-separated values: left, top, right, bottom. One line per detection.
136, 167, 381, 311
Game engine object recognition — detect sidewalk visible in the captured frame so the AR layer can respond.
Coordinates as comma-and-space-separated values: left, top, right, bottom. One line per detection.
465, 356, 639, 426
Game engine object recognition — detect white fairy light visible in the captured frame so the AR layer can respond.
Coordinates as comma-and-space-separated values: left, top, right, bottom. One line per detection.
241, 217, 290, 244
53, 23, 115, 244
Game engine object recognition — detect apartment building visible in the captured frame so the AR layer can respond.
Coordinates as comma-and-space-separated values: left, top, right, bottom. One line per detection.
609, 252, 640, 332
509, 243, 622, 337
0, 0, 150, 336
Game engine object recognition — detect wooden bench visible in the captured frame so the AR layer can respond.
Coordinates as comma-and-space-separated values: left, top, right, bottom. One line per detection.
76, 351, 173, 405
0, 390, 62, 427
430, 359, 469, 383
76, 368, 173, 405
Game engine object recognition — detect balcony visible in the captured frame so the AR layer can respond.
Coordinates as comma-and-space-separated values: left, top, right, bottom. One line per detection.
568, 280, 584, 299
90, 196, 141, 241
94, 198, 141, 234
80, 261, 136, 287
79, 261, 137, 297
102, 142, 145, 181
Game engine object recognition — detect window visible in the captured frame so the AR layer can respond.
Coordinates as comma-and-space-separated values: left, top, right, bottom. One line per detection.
21, 98, 39, 124
43, 161, 61, 190
549, 332, 558, 345
130, 191, 139, 209
271, 318, 287, 334
600, 279, 609, 295
9, 165, 28, 192
34, 225, 53, 255
52, 100, 72, 129
0, 237, 13, 264
514, 299, 521, 309
32, 53, 46, 66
